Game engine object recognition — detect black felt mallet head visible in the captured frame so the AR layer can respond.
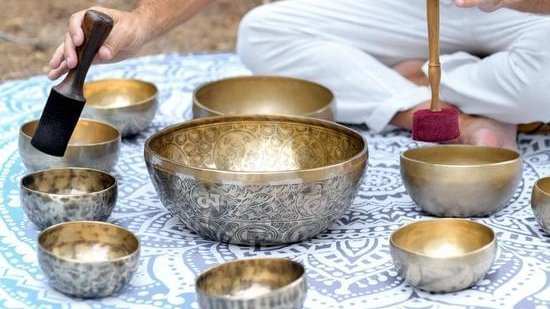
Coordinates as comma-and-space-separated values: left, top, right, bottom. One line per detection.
31, 10, 113, 156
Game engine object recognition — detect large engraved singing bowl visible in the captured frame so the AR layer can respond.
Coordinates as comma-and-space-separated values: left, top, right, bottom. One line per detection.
390, 219, 497, 293
83, 79, 158, 137
144, 115, 367, 245
193, 76, 335, 121
400, 145, 522, 217
19, 118, 120, 172
532, 177, 550, 234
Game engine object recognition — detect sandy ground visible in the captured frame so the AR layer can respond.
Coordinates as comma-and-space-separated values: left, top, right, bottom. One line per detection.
0, 0, 264, 81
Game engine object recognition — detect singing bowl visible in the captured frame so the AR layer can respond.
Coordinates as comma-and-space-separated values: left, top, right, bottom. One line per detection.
400, 145, 522, 217
192, 76, 335, 120
144, 115, 367, 245
532, 177, 550, 233
390, 219, 497, 293
196, 258, 306, 309
19, 118, 120, 172
20, 168, 117, 229
83, 79, 158, 137
38, 221, 139, 298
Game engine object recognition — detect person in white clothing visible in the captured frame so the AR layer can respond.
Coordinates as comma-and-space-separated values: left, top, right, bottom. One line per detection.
49, 0, 550, 150
455, 0, 550, 13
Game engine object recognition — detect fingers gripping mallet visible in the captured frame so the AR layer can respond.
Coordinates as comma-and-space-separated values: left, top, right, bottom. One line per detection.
412, 0, 460, 142
31, 10, 113, 156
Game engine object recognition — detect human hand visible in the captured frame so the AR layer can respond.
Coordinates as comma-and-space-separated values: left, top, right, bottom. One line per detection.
454, 0, 506, 12
48, 6, 147, 80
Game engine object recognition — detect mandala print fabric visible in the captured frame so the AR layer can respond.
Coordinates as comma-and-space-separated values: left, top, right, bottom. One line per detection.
0, 53, 549, 309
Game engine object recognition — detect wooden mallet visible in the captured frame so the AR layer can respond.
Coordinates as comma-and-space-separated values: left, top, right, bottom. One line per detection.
31, 10, 113, 156
412, 0, 460, 142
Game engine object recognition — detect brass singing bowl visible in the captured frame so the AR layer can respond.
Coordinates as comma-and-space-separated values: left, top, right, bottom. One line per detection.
144, 115, 367, 245
20, 168, 117, 229
19, 119, 120, 172
400, 145, 522, 217
193, 76, 335, 120
390, 219, 497, 293
83, 79, 158, 137
196, 258, 306, 309
532, 177, 550, 234
38, 221, 140, 298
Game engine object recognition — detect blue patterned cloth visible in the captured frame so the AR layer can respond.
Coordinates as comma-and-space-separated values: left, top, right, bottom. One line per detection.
1, 53, 549, 309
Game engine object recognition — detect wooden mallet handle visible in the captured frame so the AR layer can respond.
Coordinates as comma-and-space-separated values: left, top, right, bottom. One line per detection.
427, 0, 441, 112
54, 10, 113, 101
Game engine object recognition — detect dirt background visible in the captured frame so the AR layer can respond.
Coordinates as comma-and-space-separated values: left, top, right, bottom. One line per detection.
0, 0, 266, 81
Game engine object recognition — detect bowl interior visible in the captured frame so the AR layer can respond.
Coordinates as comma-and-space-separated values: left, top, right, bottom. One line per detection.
391, 220, 494, 258
535, 177, 550, 196
402, 146, 519, 165
196, 258, 304, 299
39, 222, 138, 263
84, 79, 157, 109
194, 77, 333, 116
22, 168, 115, 195
22, 119, 119, 145
149, 118, 364, 172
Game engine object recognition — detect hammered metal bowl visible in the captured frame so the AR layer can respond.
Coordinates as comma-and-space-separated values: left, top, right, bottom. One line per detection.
144, 115, 367, 245
193, 76, 334, 120
19, 118, 120, 172
20, 168, 117, 229
532, 177, 550, 234
38, 221, 139, 298
400, 145, 522, 217
83, 79, 158, 137
196, 258, 306, 309
390, 219, 497, 293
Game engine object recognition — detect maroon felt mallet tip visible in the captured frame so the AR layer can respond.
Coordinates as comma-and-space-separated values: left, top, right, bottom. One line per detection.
412, 107, 460, 142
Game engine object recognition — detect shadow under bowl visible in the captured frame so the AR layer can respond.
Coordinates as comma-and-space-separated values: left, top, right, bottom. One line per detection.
38, 221, 140, 298
83, 79, 158, 137
400, 145, 522, 217
19, 118, 120, 172
196, 258, 307, 309
20, 168, 117, 229
144, 115, 368, 245
532, 177, 550, 234
390, 219, 497, 293
193, 76, 335, 121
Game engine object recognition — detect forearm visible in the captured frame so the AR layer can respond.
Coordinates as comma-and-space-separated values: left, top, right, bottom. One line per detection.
504, 0, 550, 13
134, 0, 216, 43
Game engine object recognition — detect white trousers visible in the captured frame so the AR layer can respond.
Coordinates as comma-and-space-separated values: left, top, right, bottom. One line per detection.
236, 0, 550, 132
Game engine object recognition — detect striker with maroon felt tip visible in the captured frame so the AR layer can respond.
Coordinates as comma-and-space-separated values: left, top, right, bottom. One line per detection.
412, 0, 460, 142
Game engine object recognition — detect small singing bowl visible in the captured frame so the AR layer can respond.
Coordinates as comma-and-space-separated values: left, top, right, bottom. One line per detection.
193, 76, 335, 121
83, 79, 158, 137
145, 115, 367, 245
38, 221, 140, 298
19, 118, 120, 172
20, 168, 117, 229
531, 177, 550, 233
400, 145, 522, 217
390, 219, 497, 293
196, 258, 307, 309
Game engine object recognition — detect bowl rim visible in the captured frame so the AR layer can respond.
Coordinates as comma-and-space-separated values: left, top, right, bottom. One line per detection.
83, 78, 158, 110
534, 177, 550, 198
400, 145, 521, 168
389, 218, 496, 259
20, 167, 117, 197
144, 114, 368, 177
20, 118, 121, 147
195, 257, 306, 301
38, 220, 140, 263
192, 75, 334, 117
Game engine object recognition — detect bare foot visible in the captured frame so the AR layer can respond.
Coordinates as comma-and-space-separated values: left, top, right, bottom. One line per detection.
393, 59, 429, 86
390, 100, 518, 150
457, 114, 518, 150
